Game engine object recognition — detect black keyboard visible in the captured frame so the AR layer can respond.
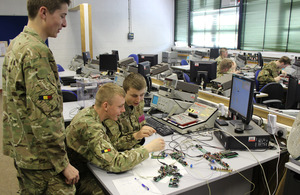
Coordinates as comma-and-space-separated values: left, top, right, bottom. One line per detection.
146, 117, 174, 136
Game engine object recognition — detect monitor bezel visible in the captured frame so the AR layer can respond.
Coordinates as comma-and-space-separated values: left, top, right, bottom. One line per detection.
99, 54, 118, 73
228, 74, 255, 126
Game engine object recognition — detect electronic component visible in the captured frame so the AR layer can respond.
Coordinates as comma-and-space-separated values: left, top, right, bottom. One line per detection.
151, 151, 167, 159
153, 164, 182, 188
215, 119, 228, 126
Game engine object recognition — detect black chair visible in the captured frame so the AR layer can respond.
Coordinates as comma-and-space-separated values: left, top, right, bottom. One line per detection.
257, 82, 285, 108
62, 90, 78, 102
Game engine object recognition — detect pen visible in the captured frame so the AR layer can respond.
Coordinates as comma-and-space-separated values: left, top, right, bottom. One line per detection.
134, 178, 150, 191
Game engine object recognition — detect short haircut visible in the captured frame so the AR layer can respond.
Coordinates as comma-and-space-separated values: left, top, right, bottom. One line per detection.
123, 73, 147, 93
27, 0, 71, 19
219, 48, 228, 55
219, 58, 234, 73
95, 83, 125, 107
279, 56, 291, 65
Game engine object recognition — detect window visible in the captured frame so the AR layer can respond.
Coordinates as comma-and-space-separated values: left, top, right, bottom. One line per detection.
175, 0, 300, 52
175, 0, 239, 49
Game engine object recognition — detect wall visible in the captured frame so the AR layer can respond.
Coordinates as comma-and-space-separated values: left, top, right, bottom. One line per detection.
49, 0, 175, 68
0, 0, 175, 88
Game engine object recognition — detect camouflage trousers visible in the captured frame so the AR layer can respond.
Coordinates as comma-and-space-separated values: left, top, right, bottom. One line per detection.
76, 171, 105, 195
14, 162, 76, 195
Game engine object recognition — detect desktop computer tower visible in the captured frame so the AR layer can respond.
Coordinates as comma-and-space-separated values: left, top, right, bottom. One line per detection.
214, 120, 270, 150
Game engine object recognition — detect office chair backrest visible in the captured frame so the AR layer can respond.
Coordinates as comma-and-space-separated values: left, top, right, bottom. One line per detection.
128, 54, 139, 64
57, 64, 65, 72
62, 90, 78, 102
254, 69, 261, 91
181, 59, 189, 66
183, 73, 191, 83
259, 82, 284, 108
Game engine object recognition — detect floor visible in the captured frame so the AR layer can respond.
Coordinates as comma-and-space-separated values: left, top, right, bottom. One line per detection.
0, 91, 19, 194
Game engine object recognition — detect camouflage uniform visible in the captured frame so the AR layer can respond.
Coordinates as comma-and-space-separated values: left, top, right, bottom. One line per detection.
103, 101, 146, 150
215, 56, 223, 66
217, 66, 231, 78
2, 26, 75, 194
257, 61, 281, 89
66, 106, 149, 194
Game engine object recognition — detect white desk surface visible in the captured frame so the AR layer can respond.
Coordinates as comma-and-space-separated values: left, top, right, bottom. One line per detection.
61, 84, 98, 92
63, 100, 95, 122
286, 161, 300, 174
59, 70, 76, 78
171, 65, 190, 71
88, 132, 280, 195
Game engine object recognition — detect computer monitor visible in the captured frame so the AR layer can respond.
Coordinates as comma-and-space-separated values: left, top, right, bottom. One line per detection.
285, 75, 300, 109
99, 54, 118, 76
82, 51, 91, 65
138, 61, 152, 93
190, 60, 217, 85
257, 52, 264, 68
138, 54, 158, 67
112, 50, 119, 61
229, 74, 255, 130
210, 48, 219, 59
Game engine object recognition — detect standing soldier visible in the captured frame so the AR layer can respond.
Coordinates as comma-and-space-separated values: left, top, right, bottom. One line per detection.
2, 0, 79, 194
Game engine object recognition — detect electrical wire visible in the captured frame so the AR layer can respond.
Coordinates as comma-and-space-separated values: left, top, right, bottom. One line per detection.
271, 134, 281, 195
216, 128, 271, 195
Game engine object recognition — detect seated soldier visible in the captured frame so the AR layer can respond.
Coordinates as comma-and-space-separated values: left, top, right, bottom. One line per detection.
215, 48, 228, 66
257, 56, 291, 89
217, 58, 239, 78
66, 83, 165, 195
103, 73, 156, 150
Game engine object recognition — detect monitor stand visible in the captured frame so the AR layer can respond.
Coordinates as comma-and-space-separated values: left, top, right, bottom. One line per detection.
107, 70, 114, 76
230, 120, 253, 130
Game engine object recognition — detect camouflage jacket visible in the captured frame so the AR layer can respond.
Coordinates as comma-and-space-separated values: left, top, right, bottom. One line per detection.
257, 61, 281, 87
66, 106, 149, 173
103, 101, 146, 151
2, 26, 69, 173
215, 56, 223, 66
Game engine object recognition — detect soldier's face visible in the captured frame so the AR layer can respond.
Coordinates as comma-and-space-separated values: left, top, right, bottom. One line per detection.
125, 87, 146, 107
44, 3, 68, 38
107, 95, 125, 121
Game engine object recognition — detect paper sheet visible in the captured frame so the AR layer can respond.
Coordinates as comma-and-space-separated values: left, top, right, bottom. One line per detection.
112, 176, 161, 195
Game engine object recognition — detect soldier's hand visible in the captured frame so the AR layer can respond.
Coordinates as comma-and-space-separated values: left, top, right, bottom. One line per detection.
62, 163, 80, 185
144, 138, 165, 152
274, 76, 281, 82
133, 126, 156, 140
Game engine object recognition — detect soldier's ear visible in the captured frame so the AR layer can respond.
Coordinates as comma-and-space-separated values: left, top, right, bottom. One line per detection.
103, 102, 108, 112
39, 6, 48, 20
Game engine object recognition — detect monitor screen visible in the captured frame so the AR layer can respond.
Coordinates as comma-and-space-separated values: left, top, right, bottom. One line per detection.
112, 50, 119, 61
99, 54, 118, 74
285, 75, 300, 109
152, 95, 159, 105
229, 74, 255, 130
210, 48, 219, 59
82, 51, 91, 65
138, 54, 158, 67
190, 60, 217, 83
257, 52, 263, 68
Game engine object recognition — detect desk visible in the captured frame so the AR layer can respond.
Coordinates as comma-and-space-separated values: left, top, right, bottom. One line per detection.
63, 100, 95, 122
59, 70, 76, 78
88, 132, 280, 195
171, 65, 190, 72
284, 160, 300, 194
